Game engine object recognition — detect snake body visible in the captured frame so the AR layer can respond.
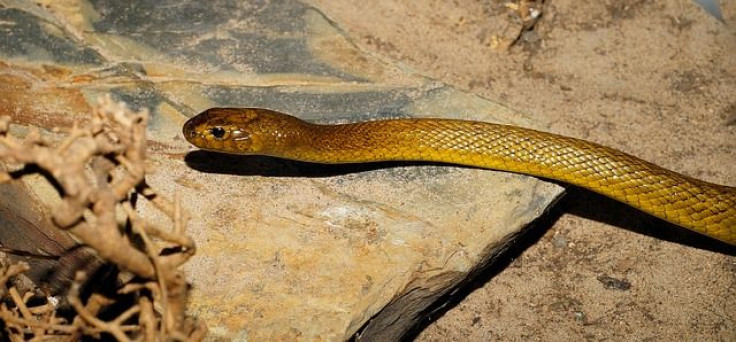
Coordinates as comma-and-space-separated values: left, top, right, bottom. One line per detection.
183, 108, 736, 245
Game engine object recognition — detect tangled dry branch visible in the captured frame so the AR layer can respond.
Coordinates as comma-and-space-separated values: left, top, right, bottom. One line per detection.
0, 96, 206, 340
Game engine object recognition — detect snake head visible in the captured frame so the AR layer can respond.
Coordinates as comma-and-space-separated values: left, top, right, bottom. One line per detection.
183, 107, 308, 156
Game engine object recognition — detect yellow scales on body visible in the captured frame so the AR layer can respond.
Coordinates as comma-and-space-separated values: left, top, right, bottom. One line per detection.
183, 108, 736, 245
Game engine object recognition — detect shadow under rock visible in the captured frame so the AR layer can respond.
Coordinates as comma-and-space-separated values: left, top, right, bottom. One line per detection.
400, 187, 734, 341
398, 191, 561, 341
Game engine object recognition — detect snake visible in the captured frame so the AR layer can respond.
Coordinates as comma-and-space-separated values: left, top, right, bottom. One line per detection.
183, 108, 736, 245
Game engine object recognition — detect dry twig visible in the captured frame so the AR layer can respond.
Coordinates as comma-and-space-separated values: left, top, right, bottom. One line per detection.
0, 96, 205, 340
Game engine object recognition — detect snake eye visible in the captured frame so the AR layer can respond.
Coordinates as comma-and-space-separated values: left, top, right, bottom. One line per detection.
210, 126, 226, 139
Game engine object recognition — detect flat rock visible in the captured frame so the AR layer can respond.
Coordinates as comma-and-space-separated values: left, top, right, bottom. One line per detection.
0, 1, 563, 340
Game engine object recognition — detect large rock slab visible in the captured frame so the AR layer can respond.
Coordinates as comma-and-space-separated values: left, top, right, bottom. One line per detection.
0, 0, 563, 339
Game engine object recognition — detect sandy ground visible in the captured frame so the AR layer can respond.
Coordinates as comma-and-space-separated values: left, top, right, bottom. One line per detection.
307, 0, 736, 340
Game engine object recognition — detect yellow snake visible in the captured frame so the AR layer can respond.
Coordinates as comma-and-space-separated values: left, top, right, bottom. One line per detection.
183, 108, 736, 245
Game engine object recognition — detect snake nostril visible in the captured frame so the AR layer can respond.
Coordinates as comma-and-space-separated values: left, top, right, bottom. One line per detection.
210, 126, 226, 139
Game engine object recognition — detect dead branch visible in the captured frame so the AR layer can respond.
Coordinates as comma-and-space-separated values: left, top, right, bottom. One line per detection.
0, 96, 206, 340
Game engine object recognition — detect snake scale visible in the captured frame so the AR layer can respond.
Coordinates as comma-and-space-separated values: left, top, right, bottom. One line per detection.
183, 108, 736, 245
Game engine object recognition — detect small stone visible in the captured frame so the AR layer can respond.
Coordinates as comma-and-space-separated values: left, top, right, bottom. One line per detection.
596, 275, 632, 291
